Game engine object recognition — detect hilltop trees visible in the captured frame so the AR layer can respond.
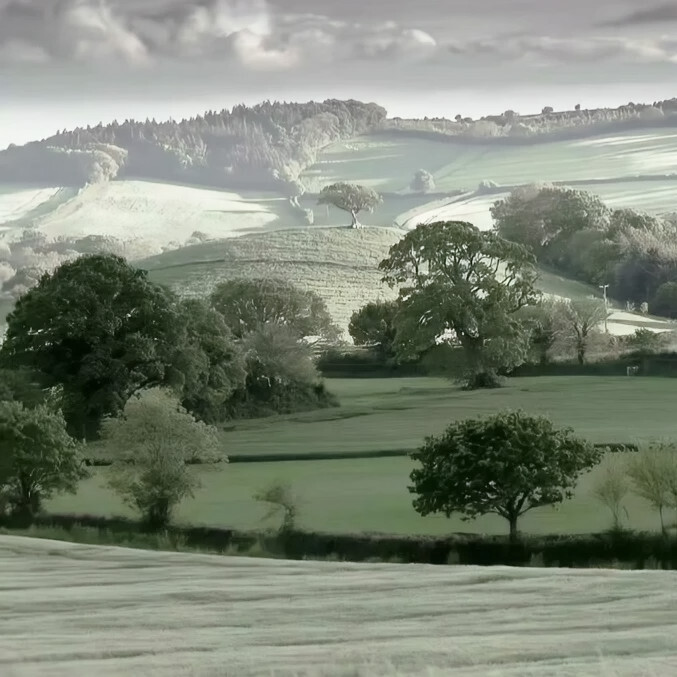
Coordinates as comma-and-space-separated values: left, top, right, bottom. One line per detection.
0, 255, 183, 438
0, 100, 387, 190
318, 183, 382, 228
379, 221, 538, 389
409, 412, 601, 541
0, 401, 86, 522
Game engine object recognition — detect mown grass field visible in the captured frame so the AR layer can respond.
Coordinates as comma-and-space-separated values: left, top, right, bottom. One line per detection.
4, 536, 677, 677
49, 376, 677, 536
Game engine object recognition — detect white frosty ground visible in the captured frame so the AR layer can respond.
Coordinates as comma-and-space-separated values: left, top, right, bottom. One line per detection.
1, 537, 677, 677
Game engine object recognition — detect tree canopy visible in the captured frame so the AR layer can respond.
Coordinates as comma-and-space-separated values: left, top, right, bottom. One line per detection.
0, 401, 86, 522
318, 183, 382, 228
409, 411, 602, 540
379, 221, 538, 388
0, 254, 182, 438
348, 300, 399, 361
168, 298, 246, 423
102, 388, 220, 529
210, 277, 339, 344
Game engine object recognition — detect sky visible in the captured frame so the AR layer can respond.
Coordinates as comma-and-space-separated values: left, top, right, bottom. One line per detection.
1, 0, 677, 148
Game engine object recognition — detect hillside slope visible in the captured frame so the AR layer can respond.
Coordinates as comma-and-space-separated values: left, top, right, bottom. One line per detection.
2, 535, 677, 677
140, 227, 403, 333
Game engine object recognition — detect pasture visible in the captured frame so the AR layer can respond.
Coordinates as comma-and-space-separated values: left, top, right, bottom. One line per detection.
49, 377, 677, 536
3, 536, 677, 676
302, 130, 677, 196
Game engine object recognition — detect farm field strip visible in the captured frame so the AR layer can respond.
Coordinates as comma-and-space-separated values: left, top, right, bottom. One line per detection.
3, 536, 677, 677
50, 377, 677, 536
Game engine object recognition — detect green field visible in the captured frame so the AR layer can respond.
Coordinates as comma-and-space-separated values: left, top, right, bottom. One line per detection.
49, 376, 677, 536
302, 131, 677, 196
47, 451, 665, 537
208, 376, 677, 457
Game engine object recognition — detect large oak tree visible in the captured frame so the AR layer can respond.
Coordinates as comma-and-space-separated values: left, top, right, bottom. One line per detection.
0, 254, 183, 438
379, 221, 538, 389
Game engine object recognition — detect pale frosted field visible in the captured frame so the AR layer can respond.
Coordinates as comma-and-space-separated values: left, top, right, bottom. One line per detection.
2, 536, 677, 677
0, 185, 61, 225
32, 181, 288, 246
303, 131, 677, 195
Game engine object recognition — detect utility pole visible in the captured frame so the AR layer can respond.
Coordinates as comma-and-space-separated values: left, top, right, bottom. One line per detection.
600, 284, 609, 333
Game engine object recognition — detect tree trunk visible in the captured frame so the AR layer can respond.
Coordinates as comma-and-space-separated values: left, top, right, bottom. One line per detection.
659, 505, 666, 536
508, 515, 519, 544
350, 210, 361, 229
577, 343, 586, 365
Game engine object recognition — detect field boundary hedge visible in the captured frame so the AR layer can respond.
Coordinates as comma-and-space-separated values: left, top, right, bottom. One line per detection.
9, 512, 677, 569
83, 442, 636, 466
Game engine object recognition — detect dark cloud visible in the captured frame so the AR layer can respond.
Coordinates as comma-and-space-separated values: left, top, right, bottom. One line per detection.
599, 3, 677, 27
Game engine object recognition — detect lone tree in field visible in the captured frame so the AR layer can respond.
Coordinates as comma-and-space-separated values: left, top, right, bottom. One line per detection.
560, 298, 608, 364
380, 221, 538, 389
318, 182, 382, 228
409, 411, 602, 541
0, 254, 183, 438
410, 169, 435, 194
102, 388, 220, 529
0, 401, 86, 522
210, 277, 339, 345
626, 441, 677, 535
348, 299, 399, 362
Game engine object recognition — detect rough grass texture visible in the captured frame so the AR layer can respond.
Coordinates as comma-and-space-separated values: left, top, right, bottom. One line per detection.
1, 535, 677, 676
140, 227, 403, 333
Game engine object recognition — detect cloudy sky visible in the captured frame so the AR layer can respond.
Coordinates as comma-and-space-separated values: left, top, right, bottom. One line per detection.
1, 0, 677, 148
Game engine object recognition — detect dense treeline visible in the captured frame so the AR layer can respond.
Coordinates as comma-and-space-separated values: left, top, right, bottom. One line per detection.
382, 98, 677, 143
0, 100, 386, 190
0, 255, 337, 440
491, 185, 677, 314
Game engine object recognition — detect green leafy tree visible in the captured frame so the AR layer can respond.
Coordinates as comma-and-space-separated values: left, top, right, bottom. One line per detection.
517, 300, 567, 366
560, 298, 608, 364
254, 481, 299, 533
491, 186, 610, 267
409, 411, 602, 541
318, 182, 382, 228
210, 278, 339, 345
168, 298, 246, 423
626, 441, 677, 535
0, 255, 182, 438
652, 281, 677, 319
591, 462, 630, 532
0, 401, 86, 522
226, 323, 337, 418
102, 388, 220, 529
379, 221, 538, 389
410, 169, 435, 194
0, 368, 48, 408
348, 299, 399, 361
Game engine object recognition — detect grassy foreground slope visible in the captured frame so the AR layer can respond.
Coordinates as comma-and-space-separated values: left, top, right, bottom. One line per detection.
2, 536, 677, 677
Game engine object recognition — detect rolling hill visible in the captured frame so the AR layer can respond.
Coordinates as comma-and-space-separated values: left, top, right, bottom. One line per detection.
2, 535, 677, 677
3, 117, 677, 338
